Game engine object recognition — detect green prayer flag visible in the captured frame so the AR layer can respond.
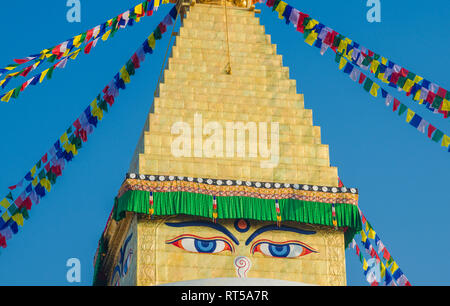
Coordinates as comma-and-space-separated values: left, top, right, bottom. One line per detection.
47, 54, 57, 63
363, 78, 373, 92
126, 60, 136, 76
66, 126, 73, 134
397, 76, 406, 88
47, 66, 55, 80
406, 72, 416, 80
387, 256, 394, 267
6, 192, 13, 201
98, 99, 108, 112
303, 29, 311, 39
432, 95, 443, 109
432, 129, 444, 143
8, 204, 18, 216
153, 27, 162, 40
47, 171, 57, 185
272, 0, 281, 11
79, 32, 87, 44
373, 54, 380, 60
302, 16, 311, 27
398, 104, 407, 116
12, 86, 21, 99
36, 160, 42, 169
20, 207, 29, 220
335, 52, 342, 63
362, 56, 372, 67
38, 169, 46, 180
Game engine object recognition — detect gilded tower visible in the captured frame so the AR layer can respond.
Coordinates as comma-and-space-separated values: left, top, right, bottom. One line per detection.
93, 0, 361, 286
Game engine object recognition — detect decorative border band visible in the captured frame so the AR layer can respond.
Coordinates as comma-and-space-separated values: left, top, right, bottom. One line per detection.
118, 173, 359, 205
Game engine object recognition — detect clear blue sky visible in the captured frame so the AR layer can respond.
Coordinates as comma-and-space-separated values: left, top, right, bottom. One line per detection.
0, 0, 448, 285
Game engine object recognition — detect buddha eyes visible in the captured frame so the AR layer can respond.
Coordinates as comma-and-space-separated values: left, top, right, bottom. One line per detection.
166, 235, 318, 258
250, 239, 318, 258
166, 234, 234, 254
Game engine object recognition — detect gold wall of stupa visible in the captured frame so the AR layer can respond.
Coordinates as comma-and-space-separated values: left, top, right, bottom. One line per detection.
102, 1, 348, 286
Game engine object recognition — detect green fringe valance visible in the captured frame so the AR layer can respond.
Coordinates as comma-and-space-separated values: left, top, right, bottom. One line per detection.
112, 190, 362, 247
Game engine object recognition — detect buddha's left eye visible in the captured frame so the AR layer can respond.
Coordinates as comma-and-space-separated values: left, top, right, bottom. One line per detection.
251, 239, 318, 258
166, 234, 234, 254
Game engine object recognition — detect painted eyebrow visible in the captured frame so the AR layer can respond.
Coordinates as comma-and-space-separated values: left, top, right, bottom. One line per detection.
245, 225, 316, 246
165, 221, 240, 245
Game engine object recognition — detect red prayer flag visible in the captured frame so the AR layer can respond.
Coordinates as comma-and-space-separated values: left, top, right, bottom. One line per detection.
368, 50, 374, 57
41, 153, 48, 164
393, 98, 400, 111
85, 29, 94, 42
23, 197, 32, 210
437, 87, 447, 98
426, 91, 436, 104
382, 248, 390, 260
0, 234, 7, 248
84, 41, 94, 54
13, 58, 31, 64
131, 53, 140, 69
428, 124, 437, 138
20, 65, 33, 77
358, 73, 366, 84
400, 67, 409, 77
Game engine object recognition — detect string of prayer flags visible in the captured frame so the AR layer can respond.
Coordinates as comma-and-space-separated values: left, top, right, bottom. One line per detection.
358, 209, 411, 286
0, 0, 168, 99
335, 57, 450, 152
262, 0, 450, 119
0, 7, 178, 252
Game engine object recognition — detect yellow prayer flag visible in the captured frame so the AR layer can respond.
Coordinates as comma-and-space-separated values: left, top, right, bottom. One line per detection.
381, 57, 388, 65
148, 33, 156, 49
154, 0, 160, 8
1, 89, 14, 103
73, 34, 82, 48
442, 99, 450, 111
275, 1, 287, 19
305, 19, 318, 30
90, 99, 97, 109
120, 66, 131, 84
30, 165, 37, 176
102, 30, 111, 41
0, 79, 6, 87
403, 79, 414, 92
304, 31, 318, 46
414, 89, 422, 101
39, 69, 49, 83
390, 261, 399, 274
337, 39, 348, 55
380, 262, 386, 278
345, 48, 354, 60
363, 259, 368, 271
370, 60, 380, 74
60, 132, 69, 144
338, 56, 347, 70
32, 176, 38, 187
368, 228, 376, 239
40, 178, 52, 192
12, 213, 24, 227
370, 83, 380, 97
92, 106, 104, 121
441, 134, 450, 148
70, 49, 81, 60
134, 3, 144, 15
7, 71, 20, 78
162, 0, 169, 3
361, 230, 367, 242
1, 212, 11, 223
406, 109, 415, 123
0, 198, 10, 209
414, 75, 423, 83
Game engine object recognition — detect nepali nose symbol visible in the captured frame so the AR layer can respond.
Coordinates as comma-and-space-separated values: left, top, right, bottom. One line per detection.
234, 256, 252, 278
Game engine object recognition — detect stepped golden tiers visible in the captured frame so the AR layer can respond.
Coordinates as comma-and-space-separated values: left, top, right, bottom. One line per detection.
94, 1, 361, 287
